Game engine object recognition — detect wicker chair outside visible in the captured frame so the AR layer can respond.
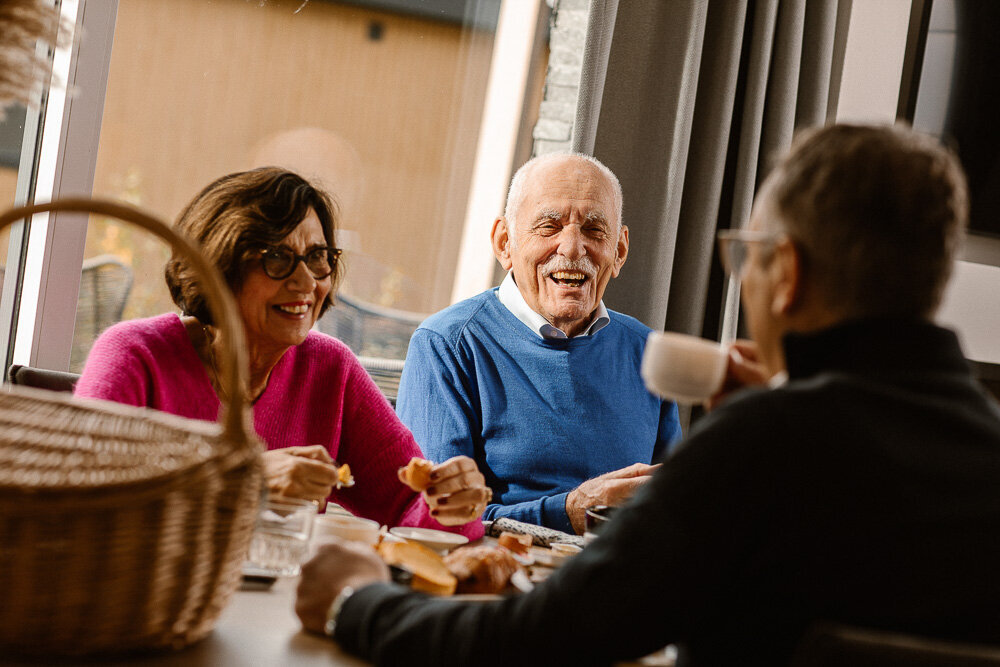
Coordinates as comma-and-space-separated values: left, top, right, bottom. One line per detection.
317, 293, 428, 405
0, 254, 133, 374
71, 254, 134, 372
318, 292, 427, 361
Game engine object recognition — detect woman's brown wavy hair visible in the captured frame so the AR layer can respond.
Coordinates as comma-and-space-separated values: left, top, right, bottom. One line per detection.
165, 167, 341, 326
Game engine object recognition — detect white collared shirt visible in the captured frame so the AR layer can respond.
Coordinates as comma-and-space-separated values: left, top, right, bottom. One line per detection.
496, 271, 610, 339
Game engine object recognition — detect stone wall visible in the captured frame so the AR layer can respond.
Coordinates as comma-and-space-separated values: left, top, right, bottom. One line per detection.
532, 0, 590, 156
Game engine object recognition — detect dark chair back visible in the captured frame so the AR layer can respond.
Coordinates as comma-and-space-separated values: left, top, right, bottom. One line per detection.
7, 364, 81, 393
792, 622, 1000, 667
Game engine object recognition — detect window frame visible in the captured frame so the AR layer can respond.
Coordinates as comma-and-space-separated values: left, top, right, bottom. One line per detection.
0, 0, 118, 373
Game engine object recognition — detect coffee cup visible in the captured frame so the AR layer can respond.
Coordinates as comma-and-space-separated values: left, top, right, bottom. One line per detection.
313, 513, 381, 546
583, 504, 617, 545
641, 332, 728, 404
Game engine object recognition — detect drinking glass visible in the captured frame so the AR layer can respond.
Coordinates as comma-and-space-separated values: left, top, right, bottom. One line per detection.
245, 496, 316, 576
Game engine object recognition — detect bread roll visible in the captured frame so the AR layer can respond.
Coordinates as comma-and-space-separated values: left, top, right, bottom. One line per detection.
336, 463, 354, 487
444, 545, 520, 595
376, 540, 456, 596
399, 457, 434, 492
497, 532, 533, 555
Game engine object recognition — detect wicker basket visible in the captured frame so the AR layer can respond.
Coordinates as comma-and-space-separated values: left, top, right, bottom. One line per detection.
0, 198, 263, 655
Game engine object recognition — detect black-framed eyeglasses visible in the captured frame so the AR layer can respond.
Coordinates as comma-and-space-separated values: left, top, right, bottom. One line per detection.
716, 229, 783, 279
256, 245, 342, 281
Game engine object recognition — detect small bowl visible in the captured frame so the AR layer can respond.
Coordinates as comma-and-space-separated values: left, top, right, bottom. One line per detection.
313, 514, 381, 546
550, 542, 583, 557
389, 526, 469, 553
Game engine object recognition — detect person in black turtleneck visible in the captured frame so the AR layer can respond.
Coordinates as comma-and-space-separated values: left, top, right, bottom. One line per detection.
294, 124, 1000, 667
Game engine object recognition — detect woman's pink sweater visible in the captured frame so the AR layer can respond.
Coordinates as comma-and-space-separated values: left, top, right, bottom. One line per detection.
74, 313, 482, 539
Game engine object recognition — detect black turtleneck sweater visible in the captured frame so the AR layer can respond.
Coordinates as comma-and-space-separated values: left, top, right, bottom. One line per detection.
336, 319, 1000, 667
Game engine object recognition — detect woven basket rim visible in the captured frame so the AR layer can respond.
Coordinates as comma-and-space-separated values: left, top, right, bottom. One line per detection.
0, 384, 264, 497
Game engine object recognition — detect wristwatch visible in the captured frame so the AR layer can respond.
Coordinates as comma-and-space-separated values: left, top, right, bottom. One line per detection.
324, 586, 355, 638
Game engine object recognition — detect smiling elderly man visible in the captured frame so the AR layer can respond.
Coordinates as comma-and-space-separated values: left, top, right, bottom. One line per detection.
396, 153, 681, 534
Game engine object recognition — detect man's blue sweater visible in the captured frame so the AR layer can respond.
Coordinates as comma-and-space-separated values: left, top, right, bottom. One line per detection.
396, 288, 682, 533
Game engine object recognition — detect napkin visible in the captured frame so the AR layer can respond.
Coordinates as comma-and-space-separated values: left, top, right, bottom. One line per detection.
486, 517, 585, 548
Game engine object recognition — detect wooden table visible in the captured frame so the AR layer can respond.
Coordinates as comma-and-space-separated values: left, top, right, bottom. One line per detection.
1, 544, 672, 666
1, 577, 368, 667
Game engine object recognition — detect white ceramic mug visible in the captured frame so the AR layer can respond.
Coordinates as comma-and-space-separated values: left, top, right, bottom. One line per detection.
640, 332, 728, 404
313, 513, 381, 546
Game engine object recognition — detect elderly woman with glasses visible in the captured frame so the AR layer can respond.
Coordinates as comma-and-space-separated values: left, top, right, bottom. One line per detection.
75, 167, 488, 537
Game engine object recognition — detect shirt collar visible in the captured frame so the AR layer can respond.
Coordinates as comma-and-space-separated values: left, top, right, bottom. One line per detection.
497, 272, 610, 339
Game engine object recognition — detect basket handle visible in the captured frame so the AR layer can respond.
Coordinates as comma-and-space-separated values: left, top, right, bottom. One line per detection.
0, 197, 251, 444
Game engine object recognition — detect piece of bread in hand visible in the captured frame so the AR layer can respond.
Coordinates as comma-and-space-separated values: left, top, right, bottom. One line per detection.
336, 463, 354, 488
376, 540, 457, 596
497, 531, 533, 555
399, 457, 434, 492
443, 545, 521, 595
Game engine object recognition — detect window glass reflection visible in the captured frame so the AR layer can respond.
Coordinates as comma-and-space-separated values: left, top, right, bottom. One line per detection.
78, 0, 547, 370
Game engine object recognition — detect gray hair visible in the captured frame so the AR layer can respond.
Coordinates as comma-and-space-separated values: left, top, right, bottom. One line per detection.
504, 153, 624, 243
766, 123, 968, 319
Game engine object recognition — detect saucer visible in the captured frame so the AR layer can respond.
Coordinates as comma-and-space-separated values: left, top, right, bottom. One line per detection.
388, 526, 470, 553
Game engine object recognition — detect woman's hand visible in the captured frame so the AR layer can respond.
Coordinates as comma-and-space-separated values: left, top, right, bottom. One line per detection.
263, 445, 339, 502
413, 456, 491, 526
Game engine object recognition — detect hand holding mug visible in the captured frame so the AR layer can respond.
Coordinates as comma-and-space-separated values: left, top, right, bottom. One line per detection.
705, 340, 770, 410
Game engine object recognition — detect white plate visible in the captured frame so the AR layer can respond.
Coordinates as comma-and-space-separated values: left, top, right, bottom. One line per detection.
389, 526, 470, 552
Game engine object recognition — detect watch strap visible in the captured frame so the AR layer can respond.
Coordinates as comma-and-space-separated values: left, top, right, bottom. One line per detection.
324, 585, 355, 638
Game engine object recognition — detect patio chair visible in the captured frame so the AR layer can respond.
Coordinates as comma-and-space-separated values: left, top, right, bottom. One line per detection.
0, 254, 132, 374
316, 294, 425, 405
357, 355, 406, 406
317, 292, 427, 361
70, 254, 133, 371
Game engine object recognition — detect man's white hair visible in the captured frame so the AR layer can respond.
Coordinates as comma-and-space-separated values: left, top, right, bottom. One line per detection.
503, 152, 624, 246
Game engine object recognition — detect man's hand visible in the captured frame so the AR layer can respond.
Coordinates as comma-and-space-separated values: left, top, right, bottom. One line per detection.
565, 463, 661, 534
263, 445, 339, 502
705, 340, 770, 411
295, 540, 391, 635
410, 456, 491, 526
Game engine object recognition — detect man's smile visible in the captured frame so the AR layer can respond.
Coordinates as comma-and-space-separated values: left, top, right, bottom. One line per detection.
549, 270, 589, 288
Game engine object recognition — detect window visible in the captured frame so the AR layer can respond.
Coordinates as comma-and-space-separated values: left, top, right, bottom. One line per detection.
8, 0, 551, 371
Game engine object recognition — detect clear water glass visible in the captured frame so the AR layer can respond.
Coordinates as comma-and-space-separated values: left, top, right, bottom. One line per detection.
245, 496, 316, 576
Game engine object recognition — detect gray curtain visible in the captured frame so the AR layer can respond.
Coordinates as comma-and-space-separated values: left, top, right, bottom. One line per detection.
572, 0, 851, 341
